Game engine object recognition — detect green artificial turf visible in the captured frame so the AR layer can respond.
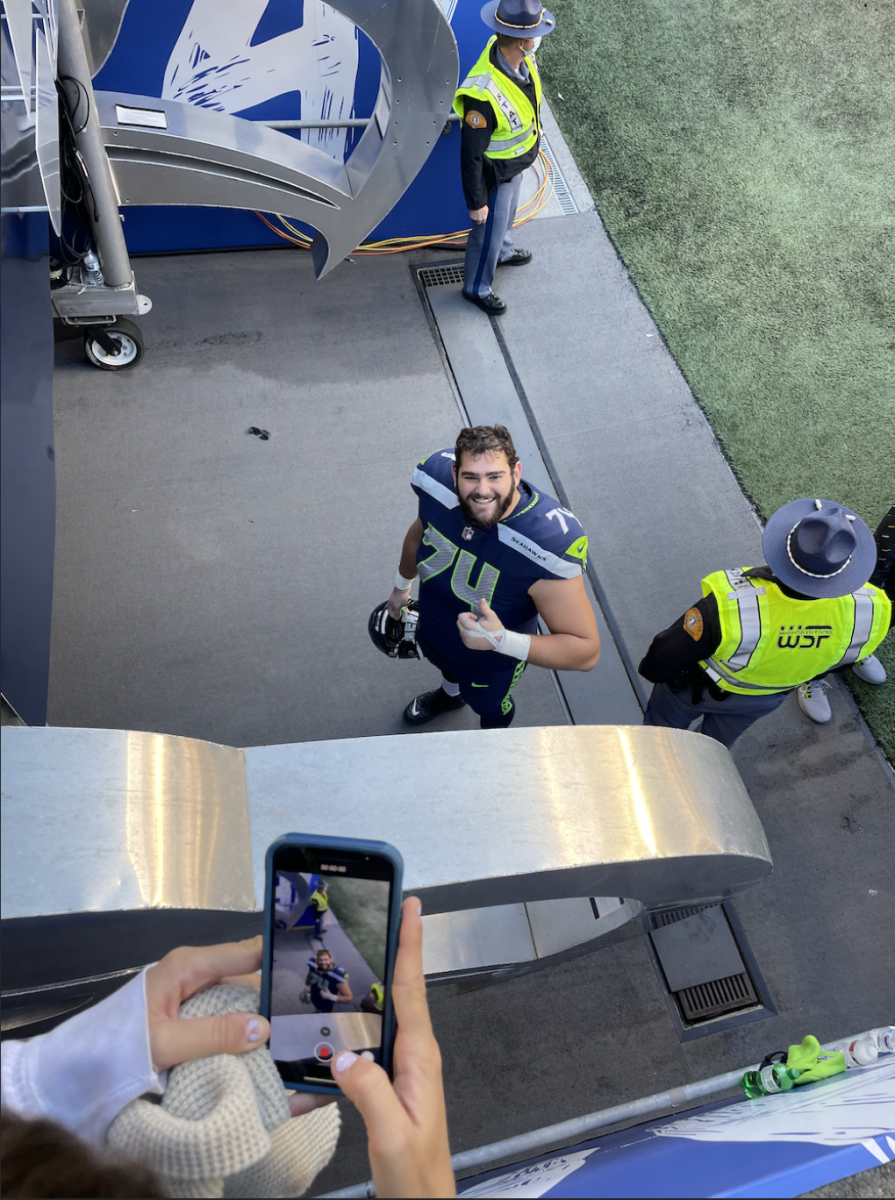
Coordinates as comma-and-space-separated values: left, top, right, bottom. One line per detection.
537, 0, 894, 759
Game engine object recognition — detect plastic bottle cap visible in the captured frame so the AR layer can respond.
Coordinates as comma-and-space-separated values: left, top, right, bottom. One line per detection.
848, 1039, 878, 1066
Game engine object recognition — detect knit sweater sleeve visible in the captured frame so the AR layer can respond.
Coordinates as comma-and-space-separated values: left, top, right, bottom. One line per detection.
0, 970, 163, 1144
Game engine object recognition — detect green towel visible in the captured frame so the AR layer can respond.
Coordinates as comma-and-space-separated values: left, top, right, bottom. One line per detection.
786, 1035, 846, 1084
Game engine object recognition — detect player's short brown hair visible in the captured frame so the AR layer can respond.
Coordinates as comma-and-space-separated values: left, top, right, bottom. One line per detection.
316, 949, 333, 963
454, 425, 519, 472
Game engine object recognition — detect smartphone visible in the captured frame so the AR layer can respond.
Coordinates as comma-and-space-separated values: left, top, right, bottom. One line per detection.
260, 834, 404, 1094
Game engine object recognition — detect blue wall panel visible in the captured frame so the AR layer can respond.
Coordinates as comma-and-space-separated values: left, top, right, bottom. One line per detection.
91, 0, 491, 254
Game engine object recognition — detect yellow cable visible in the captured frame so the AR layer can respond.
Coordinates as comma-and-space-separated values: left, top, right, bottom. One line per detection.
257, 150, 556, 254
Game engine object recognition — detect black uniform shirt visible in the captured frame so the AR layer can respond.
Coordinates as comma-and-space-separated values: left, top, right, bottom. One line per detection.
460, 44, 540, 210
638, 594, 723, 691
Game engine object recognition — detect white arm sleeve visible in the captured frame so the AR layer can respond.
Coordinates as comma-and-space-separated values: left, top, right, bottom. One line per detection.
0, 970, 163, 1144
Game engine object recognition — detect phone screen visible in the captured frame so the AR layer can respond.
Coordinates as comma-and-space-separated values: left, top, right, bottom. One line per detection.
267, 844, 396, 1089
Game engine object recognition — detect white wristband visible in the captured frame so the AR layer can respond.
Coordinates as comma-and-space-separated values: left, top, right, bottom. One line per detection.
495, 629, 531, 661
395, 570, 415, 591
466, 623, 531, 661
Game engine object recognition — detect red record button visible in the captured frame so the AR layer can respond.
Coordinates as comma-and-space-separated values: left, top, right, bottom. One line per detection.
315, 1042, 334, 1062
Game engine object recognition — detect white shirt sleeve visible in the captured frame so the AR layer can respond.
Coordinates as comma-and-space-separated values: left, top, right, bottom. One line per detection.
0, 969, 163, 1144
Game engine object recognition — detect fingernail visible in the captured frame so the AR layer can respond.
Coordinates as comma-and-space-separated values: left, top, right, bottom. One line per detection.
247, 1019, 262, 1043
417, 902, 423, 917
335, 1051, 358, 1073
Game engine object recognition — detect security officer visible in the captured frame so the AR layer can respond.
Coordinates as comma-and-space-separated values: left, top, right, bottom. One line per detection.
639, 499, 892, 748
455, 0, 556, 315
359, 982, 385, 1015
309, 879, 329, 940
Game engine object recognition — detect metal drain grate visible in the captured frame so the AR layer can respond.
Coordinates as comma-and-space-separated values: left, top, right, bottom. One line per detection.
540, 136, 579, 215
651, 904, 715, 927
648, 903, 769, 1037
418, 264, 465, 288
677, 971, 759, 1022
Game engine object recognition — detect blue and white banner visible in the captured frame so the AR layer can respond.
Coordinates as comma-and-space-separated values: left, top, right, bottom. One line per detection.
92, 0, 486, 252
457, 1057, 895, 1198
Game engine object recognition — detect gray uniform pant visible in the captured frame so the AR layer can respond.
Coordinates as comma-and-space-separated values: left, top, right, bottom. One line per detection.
643, 680, 788, 748
463, 173, 523, 299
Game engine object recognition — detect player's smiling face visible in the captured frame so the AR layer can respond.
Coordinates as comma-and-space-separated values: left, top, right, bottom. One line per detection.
453, 450, 522, 529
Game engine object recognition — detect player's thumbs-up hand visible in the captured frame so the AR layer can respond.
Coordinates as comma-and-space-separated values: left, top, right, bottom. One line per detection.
457, 598, 505, 651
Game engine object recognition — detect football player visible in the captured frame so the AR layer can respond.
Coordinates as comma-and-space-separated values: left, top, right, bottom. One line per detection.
303, 949, 353, 1014
387, 425, 600, 727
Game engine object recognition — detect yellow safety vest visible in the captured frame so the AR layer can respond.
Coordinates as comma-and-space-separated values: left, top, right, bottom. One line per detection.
453, 36, 542, 160
370, 984, 384, 1012
310, 889, 329, 912
699, 568, 890, 695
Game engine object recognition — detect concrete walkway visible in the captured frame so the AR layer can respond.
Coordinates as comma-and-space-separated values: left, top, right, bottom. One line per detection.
46, 111, 893, 1195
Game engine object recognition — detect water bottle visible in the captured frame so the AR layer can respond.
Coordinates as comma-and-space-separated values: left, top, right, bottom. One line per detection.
741, 1064, 800, 1098
82, 250, 104, 286
867, 1027, 895, 1055
834, 1037, 878, 1068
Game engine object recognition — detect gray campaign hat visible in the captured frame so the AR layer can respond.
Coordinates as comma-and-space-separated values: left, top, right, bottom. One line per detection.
762, 498, 877, 598
481, 0, 556, 39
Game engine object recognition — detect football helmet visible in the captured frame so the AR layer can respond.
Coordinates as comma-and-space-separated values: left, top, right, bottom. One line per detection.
368, 599, 421, 659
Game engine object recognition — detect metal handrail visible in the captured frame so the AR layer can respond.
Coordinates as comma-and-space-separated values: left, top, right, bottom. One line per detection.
317, 1031, 878, 1198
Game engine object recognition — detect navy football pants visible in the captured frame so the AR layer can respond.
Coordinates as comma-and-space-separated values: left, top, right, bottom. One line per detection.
418, 631, 526, 729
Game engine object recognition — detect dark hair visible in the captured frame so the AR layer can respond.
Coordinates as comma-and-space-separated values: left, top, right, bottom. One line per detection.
1, 1111, 165, 1198
497, 33, 525, 49
454, 425, 519, 472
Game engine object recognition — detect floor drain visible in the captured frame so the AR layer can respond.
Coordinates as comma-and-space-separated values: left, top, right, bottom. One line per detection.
540, 136, 579, 216
418, 264, 465, 288
678, 972, 760, 1022
646, 902, 773, 1041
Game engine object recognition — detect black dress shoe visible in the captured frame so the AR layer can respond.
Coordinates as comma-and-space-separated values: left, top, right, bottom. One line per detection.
461, 290, 507, 315
496, 249, 532, 267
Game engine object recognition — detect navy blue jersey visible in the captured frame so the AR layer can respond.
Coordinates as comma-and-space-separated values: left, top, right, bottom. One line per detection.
306, 958, 349, 1013
411, 449, 588, 668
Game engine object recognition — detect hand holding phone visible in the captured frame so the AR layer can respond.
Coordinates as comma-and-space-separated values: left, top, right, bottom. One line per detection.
334, 897, 456, 1199
262, 836, 403, 1094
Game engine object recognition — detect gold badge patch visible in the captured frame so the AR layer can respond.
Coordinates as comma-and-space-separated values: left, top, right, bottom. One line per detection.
465, 110, 487, 128
683, 608, 704, 641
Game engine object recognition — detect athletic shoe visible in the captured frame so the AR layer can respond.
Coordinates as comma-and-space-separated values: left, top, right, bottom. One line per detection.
403, 687, 467, 726
496, 249, 532, 267
852, 654, 886, 684
461, 290, 507, 315
797, 679, 832, 723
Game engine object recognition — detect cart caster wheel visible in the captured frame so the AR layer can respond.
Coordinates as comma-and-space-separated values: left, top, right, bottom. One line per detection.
84, 318, 144, 370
